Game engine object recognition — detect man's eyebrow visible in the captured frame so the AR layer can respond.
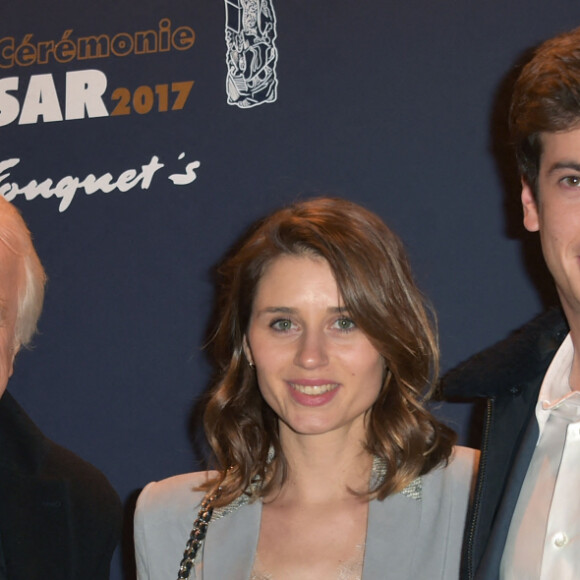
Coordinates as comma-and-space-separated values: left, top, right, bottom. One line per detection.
546, 161, 580, 175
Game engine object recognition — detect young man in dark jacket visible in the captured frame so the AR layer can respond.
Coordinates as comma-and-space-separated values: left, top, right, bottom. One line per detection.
444, 26, 580, 580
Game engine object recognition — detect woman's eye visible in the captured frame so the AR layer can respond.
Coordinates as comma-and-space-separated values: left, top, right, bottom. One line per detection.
333, 317, 356, 332
270, 319, 293, 331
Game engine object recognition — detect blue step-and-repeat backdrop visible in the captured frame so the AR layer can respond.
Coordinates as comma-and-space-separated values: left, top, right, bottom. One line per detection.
2, 1, 579, 577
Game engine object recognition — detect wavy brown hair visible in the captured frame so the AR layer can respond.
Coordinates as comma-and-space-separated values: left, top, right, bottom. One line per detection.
201, 197, 456, 506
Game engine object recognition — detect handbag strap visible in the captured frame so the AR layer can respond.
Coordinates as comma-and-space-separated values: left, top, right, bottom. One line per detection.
177, 489, 218, 579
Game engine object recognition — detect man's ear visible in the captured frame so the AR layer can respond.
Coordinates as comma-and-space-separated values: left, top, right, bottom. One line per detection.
242, 335, 254, 367
8, 344, 20, 379
521, 179, 540, 232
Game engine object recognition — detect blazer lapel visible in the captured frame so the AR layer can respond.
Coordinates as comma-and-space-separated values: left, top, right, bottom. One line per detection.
363, 491, 421, 579
201, 498, 262, 580
197, 468, 422, 580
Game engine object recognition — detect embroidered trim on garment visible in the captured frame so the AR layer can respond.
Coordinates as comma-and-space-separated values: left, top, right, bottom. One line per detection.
370, 455, 422, 501
211, 488, 255, 522
400, 477, 422, 500
211, 456, 422, 524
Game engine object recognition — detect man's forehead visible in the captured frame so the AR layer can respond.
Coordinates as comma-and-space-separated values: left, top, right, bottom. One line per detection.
539, 128, 580, 166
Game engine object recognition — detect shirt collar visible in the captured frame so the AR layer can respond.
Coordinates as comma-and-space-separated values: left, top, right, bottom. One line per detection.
536, 333, 576, 434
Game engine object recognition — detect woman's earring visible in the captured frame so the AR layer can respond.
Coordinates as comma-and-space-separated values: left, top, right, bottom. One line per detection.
242, 336, 255, 368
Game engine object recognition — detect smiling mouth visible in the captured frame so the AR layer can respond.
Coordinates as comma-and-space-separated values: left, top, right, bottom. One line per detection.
289, 383, 339, 395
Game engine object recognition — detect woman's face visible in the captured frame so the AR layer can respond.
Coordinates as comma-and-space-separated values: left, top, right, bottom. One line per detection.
244, 254, 384, 441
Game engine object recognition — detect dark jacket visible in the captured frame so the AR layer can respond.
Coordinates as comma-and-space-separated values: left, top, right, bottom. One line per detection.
442, 308, 569, 580
0, 391, 122, 580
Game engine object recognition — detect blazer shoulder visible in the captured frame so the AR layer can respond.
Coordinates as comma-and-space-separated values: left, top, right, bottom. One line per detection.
138, 471, 218, 509
135, 471, 218, 580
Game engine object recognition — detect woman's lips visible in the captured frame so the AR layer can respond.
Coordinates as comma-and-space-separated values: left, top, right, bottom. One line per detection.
286, 380, 341, 406
288, 382, 339, 395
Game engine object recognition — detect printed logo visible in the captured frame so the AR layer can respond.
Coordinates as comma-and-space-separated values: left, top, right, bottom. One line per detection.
0, 19, 202, 212
224, 0, 278, 108
0, 19, 196, 127
0, 154, 201, 212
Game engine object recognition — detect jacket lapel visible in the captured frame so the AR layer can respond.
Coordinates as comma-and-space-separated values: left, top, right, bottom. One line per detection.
200, 498, 262, 580
475, 417, 540, 579
197, 466, 422, 580
363, 491, 421, 579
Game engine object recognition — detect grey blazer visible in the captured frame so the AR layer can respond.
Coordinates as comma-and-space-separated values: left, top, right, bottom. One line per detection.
135, 446, 477, 580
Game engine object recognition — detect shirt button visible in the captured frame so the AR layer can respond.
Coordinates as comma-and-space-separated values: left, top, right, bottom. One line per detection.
553, 532, 568, 548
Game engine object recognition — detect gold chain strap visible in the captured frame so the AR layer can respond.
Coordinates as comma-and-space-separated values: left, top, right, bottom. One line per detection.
176, 489, 218, 579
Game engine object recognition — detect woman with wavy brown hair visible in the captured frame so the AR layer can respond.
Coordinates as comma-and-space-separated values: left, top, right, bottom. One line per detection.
135, 197, 477, 580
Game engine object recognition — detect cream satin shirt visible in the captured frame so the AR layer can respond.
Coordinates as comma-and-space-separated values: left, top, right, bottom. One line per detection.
501, 333, 580, 579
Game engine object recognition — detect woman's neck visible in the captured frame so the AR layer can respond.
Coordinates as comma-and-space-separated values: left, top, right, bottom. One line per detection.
271, 425, 374, 504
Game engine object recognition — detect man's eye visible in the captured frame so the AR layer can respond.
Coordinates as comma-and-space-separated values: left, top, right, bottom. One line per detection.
561, 175, 580, 187
333, 317, 356, 332
270, 319, 293, 331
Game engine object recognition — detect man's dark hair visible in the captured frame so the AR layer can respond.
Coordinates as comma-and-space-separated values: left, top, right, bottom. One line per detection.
510, 27, 580, 197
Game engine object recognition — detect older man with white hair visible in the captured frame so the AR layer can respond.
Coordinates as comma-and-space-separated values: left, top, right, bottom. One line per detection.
0, 197, 122, 579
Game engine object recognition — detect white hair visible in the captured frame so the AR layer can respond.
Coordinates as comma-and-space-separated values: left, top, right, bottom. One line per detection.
0, 197, 46, 348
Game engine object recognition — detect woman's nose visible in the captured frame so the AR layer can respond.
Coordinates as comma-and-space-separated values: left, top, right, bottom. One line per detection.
294, 328, 329, 369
